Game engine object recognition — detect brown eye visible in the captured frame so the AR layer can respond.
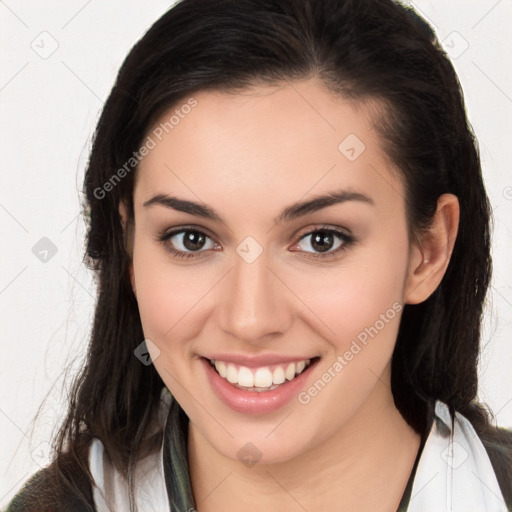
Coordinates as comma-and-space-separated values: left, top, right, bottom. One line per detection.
158, 228, 218, 259
292, 227, 355, 259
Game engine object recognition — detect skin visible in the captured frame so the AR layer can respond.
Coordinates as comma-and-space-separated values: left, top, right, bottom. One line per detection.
120, 77, 459, 511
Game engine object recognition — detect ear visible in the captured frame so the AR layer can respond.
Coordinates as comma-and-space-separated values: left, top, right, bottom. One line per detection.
404, 193, 459, 304
119, 201, 136, 298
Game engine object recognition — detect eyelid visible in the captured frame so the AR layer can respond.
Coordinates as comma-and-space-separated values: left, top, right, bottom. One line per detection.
157, 224, 218, 242
157, 223, 355, 259
158, 223, 352, 244
294, 223, 353, 240
290, 224, 355, 258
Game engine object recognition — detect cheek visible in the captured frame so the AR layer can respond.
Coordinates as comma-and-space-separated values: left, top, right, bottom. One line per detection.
131, 239, 211, 344
133, 224, 410, 360
289, 237, 409, 351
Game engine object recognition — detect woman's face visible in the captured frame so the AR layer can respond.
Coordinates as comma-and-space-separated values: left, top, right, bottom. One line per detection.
127, 78, 421, 464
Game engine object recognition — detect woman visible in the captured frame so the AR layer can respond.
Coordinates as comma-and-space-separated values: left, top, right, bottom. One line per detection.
7, 0, 512, 510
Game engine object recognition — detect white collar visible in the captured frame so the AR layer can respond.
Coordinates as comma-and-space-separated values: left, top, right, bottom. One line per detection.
88, 396, 507, 511
407, 400, 507, 511
89, 389, 172, 511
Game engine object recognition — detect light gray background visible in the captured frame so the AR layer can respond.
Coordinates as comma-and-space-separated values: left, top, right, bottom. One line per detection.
1, 0, 511, 507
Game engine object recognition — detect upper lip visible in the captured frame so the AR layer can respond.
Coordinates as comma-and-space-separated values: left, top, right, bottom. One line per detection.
201, 353, 319, 368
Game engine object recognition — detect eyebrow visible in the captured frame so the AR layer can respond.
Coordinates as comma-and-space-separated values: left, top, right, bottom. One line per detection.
143, 189, 374, 224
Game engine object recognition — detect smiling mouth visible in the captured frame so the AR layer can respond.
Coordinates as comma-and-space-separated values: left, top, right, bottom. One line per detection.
205, 356, 321, 392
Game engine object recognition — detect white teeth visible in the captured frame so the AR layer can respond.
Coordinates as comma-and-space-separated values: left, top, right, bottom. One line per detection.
214, 360, 227, 378
254, 367, 273, 387
226, 363, 238, 384
272, 366, 286, 385
210, 358, 313, 389
237, 366, 254, 387
285, 362, 296, 380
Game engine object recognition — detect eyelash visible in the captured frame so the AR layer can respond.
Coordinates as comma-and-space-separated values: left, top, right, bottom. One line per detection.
156, 224, 355, 261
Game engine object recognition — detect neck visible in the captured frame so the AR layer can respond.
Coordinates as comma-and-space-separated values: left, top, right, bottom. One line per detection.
187, 373, 422, 512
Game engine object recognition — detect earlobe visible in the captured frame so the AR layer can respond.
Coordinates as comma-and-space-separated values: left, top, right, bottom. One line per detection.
405, 193, 459, 305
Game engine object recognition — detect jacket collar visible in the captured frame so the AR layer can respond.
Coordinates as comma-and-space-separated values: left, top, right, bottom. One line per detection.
407, 400, 508, 511
89, 389, 507, 511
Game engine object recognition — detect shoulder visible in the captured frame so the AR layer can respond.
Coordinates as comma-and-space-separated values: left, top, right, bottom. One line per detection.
6, 448, 96, 512
480, 424, 512, 509
457, 401, 512, 509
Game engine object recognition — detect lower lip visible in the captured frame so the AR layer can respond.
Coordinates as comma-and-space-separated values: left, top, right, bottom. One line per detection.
201, 357, 320, 415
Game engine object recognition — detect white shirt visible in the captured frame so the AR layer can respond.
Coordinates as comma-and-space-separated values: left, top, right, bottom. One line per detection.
89, 391, 508, 511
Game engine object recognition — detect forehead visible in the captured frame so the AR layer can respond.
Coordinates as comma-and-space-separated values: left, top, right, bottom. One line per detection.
134, 78, 405, 220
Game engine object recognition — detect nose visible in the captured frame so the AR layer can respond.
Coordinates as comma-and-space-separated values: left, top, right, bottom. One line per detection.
217, 247, 292, 344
